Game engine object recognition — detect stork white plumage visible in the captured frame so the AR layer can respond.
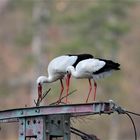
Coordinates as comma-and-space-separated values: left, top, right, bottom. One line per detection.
36, 54, 93, 103
66, 58, 120, 102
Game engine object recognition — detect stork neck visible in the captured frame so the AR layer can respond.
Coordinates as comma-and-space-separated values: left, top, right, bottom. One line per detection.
42, 76, 55, 83
68, 67, 79, 78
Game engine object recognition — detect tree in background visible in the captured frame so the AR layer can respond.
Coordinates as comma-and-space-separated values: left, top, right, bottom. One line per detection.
49, 0, 132, 57
0, 0, 136, 140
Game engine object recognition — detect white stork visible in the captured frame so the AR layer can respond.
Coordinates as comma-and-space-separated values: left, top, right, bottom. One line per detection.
36, 54, 93, 103
66, 58, 120, 102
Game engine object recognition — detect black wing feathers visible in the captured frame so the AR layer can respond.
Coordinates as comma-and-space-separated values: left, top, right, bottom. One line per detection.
93, 59, 120, 74
67, 54, 93, 68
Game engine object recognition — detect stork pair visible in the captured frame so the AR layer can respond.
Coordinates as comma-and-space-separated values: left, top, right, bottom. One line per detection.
37, 54, 120, 103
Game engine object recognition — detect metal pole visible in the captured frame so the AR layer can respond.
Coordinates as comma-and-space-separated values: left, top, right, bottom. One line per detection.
46, 114, 70, 140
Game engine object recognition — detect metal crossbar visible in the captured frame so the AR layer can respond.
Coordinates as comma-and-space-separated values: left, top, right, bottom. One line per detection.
0, 102, 114, 121
0, 101, 115, 140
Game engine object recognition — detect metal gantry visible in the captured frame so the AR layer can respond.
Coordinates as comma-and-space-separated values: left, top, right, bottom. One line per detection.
0, 101, 116, 140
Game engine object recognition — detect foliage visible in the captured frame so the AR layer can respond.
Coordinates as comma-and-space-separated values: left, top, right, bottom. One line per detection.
51, 0, 132, 56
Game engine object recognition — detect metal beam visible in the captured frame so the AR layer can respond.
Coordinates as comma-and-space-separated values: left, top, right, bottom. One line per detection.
0, 102, 114, 121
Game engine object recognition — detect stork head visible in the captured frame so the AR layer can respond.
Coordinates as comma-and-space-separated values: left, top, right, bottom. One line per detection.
36, 76, 47, 99
66, 66, 74, 74
37, 76, 47, 85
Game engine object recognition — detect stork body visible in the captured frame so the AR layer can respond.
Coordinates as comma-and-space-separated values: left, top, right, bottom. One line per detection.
37, 54, 93, 103
66, 58, 120, 102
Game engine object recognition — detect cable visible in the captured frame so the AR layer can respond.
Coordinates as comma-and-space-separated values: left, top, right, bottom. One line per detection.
71, 127, 98, 140
114, 105, 137, 140
125, 110, 140, 117
71, 130, 88, 140
125, 112, 137, 140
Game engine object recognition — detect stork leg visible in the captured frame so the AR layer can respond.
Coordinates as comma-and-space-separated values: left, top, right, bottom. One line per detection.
66, 74, 71, 103
93, 80, 97, 101
58, 79, 64, 103
86, 79, 92, 103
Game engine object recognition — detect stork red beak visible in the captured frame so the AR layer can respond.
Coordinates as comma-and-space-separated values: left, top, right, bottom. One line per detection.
67, 74, 71, 85
65, 73, 71, 103
38, 83, 42, 99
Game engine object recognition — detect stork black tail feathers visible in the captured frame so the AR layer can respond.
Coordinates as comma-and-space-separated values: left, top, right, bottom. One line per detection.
104, 59, 120, 71
108, 60, 120, 70
93, 58, 120, 74
114, 62, 120, 70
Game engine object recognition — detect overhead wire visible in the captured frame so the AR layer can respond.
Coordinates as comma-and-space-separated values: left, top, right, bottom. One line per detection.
71, 101, 140, 140
125, 112, 137, 140
114, 105, 138, 140
125, 110, 140, 117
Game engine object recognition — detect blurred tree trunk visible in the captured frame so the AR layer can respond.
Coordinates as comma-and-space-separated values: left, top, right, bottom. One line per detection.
30, 0, 49, 105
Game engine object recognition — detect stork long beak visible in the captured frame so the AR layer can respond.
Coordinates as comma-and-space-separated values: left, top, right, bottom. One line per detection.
65, 73, 71, 103
67, 73, 71, 86
38, 83, 42, 99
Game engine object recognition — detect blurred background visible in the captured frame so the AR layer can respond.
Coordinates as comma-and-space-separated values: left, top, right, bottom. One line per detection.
0, 0, 140, 140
